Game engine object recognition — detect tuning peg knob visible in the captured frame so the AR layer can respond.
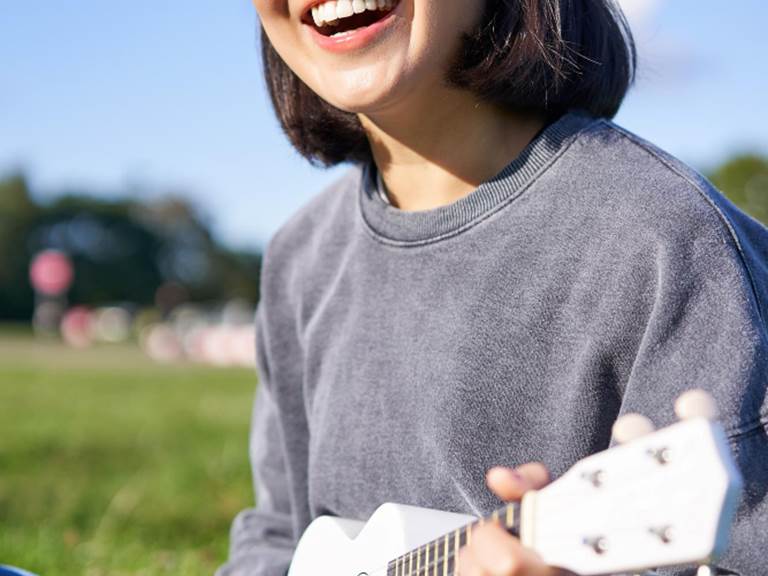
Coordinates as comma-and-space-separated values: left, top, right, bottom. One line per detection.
674, 389, 718, 421
612, 413, 655, 444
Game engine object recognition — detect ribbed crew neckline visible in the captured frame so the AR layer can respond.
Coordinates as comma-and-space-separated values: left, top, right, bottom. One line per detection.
359, 111, 596, 245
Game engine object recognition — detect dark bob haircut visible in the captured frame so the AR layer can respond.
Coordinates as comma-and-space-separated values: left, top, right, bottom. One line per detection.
261, 0, 636, 166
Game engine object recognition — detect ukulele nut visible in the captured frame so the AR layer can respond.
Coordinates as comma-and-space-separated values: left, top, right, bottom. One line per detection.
584, 536, 609, 555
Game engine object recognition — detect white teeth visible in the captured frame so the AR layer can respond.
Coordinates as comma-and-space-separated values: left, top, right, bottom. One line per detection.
322, 1, 337, 23
310, 0, 396, 28
312, 6, 323, 26
336, 0, 354, 18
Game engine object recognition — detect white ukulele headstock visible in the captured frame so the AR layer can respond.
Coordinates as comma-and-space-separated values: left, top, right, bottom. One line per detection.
522, 390, 743, 575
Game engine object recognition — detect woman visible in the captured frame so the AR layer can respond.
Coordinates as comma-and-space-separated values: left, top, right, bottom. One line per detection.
219, 1, 768, 574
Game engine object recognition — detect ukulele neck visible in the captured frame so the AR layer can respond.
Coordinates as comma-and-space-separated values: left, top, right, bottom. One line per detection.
386, 501, 523, 576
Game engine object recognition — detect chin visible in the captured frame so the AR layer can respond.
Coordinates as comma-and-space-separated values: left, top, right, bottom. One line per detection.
323, 87, 395, 115
312, 61, 420, 116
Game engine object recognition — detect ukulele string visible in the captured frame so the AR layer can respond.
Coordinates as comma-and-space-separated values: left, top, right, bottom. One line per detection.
365, 548, 463, 576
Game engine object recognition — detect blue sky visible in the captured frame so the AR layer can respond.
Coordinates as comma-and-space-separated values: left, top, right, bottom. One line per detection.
1, 1, 767, 249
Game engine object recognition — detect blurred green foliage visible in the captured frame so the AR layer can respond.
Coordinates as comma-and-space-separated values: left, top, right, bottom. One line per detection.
708, 154, 768, 225
0, 174, 261, 320
2, 154, 766, 321
0, 330, 255, 575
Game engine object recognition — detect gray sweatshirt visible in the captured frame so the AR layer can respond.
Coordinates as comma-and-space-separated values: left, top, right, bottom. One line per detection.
217, 112, 768, 576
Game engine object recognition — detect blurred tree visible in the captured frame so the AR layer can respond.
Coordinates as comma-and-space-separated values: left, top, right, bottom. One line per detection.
0, 174, 40, 319
0, 173, 261, 320
708, 154, 768, 226
30, 195, 167, 306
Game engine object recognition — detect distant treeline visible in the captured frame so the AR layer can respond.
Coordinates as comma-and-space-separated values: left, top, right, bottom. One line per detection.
708, 154, 768, 226
0, 174, 261, 320
1, 154, 766, 321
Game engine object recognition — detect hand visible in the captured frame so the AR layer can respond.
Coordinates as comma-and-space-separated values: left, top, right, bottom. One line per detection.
456, 463, 571, 576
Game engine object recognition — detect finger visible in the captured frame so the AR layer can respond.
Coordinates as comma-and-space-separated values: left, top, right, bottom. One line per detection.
486, 463, 549, 502
456, 544, 488, 576
470, 524, 523, 576
469, 523, 558, 576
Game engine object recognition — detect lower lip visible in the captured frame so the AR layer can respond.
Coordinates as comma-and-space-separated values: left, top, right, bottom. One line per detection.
306, 5, 400, 53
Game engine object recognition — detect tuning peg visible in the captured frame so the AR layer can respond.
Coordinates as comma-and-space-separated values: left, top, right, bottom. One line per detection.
612, 413, 655, 444
674, 389, 718, 421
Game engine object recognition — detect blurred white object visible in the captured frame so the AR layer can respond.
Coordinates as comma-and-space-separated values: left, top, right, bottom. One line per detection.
141, 302, 256, 367
94, 307, 132, 343
222, 298, 255, 326
231, 325, 257, 368
140, 323, 183, 363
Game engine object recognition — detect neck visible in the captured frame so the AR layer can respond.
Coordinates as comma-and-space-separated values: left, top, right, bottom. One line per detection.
386, 502, 522, 576
359, 88, 546, 212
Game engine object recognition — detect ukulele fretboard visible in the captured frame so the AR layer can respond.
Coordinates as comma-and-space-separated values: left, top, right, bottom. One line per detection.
386, 502, 521, 576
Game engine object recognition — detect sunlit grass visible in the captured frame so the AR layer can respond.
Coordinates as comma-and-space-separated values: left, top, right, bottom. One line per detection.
0, 329, 255, 575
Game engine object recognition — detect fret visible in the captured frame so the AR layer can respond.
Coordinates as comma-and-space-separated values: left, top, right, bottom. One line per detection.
446, 544, 455, 576
443, 533, 449, 576
388, 503, 523, 576
505, 502, 521, 537
453, 528, 460, 575
433, 537, 439, 576
417, 544, 421, 576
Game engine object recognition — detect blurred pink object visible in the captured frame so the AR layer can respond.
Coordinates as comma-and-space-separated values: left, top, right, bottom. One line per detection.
60, 306, 94, 349
232, 325, 257, 368
29, 250, 74, 296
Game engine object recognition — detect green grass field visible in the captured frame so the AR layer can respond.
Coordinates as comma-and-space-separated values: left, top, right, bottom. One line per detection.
0, 329, 256, 575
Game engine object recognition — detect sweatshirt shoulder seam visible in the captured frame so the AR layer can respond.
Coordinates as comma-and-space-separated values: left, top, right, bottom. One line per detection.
599, 119, 767, 331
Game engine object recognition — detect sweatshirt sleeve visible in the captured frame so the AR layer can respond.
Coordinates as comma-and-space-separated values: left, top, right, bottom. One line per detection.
616, 198, 768, 576
215, 305, 297, 576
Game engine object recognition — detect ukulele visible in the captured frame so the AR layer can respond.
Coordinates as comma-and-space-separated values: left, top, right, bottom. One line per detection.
287, 390, 743, 576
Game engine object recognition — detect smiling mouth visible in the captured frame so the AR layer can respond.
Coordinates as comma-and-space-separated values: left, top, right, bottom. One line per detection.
303, 0, 399, 37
